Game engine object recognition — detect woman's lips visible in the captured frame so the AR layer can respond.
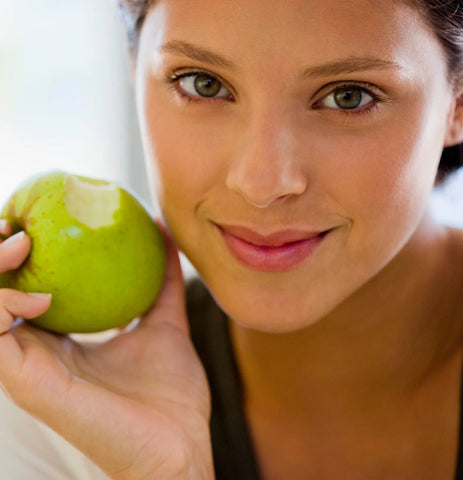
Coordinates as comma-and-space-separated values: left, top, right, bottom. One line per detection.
216, 224, 328, 272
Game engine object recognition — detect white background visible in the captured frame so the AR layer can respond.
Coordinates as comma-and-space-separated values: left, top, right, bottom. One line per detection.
0, 0, 150, 206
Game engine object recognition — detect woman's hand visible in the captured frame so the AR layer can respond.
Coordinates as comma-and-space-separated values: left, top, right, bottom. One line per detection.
0, 219, 214, 480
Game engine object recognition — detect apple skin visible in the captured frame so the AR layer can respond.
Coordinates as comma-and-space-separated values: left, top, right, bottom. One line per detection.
0, 171, 167, 333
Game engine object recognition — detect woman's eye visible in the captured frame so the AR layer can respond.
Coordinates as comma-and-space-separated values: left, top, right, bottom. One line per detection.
318, 85, 375, 110
177, 73, 231, 99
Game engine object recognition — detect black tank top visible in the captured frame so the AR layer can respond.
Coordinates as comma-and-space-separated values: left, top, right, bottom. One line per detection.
186, 278, 463, 480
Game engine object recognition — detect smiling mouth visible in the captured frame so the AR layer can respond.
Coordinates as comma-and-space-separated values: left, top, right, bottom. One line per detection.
215, 224, 330, 272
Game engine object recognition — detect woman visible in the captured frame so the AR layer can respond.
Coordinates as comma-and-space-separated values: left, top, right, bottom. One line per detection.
1, 0, 463, 478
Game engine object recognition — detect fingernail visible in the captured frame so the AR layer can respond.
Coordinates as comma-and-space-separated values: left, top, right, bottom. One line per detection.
28, 293, 52, 301
0, 231, 25, 247
0, 219, 9, 231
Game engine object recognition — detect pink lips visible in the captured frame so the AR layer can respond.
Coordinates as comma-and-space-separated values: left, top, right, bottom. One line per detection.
217, 224, 327, 272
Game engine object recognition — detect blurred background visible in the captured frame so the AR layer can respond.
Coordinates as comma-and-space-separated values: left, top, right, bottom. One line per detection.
0, 0, 462, 226
0, 0, 149, 206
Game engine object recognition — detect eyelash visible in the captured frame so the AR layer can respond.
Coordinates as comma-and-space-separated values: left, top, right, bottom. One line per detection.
166, 70, 384, 116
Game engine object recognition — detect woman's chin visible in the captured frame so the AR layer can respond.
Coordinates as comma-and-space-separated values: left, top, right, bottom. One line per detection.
207, 283, 334, 334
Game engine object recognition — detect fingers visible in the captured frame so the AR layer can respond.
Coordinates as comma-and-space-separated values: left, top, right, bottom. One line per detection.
0, 220, 52, 331
0, 231, 31, 273
139, 221, 188, 333
0, 290, 52, 332
0, 221, 52, 327
0, 219, 12, 239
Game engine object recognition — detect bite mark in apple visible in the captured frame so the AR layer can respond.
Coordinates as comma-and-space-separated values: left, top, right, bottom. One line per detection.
64, 176, 120, 229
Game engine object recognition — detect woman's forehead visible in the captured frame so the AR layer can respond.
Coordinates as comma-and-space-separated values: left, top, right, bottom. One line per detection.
143, 0, 429, 46
140, 0, 442, 76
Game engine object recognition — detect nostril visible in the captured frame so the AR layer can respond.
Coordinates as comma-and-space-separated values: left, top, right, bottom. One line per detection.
232, 189, 298, 209
225, 138, 308, 207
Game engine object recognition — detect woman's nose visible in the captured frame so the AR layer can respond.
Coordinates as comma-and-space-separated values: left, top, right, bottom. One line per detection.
225, 114, 307, 208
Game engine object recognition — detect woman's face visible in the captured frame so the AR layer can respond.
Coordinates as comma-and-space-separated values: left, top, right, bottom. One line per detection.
135, 0, 460, 332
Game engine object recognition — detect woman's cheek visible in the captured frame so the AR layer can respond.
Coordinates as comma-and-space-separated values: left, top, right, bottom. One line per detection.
147, 104, 230, 193
318, 129, 431, 256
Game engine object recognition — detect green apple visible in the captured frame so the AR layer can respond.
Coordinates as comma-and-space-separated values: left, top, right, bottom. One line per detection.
0, 170, 167, 333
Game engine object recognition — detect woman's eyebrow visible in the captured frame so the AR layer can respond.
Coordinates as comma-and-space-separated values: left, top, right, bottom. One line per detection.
301, 57, 403, 78
160, 40, 239, 72
159, 40, 403, 78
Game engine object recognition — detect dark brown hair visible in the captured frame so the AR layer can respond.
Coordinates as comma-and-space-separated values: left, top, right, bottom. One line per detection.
117, 0, 463, 182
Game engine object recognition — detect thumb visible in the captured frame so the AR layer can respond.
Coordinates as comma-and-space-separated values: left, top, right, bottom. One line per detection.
139, 222, 188, 333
